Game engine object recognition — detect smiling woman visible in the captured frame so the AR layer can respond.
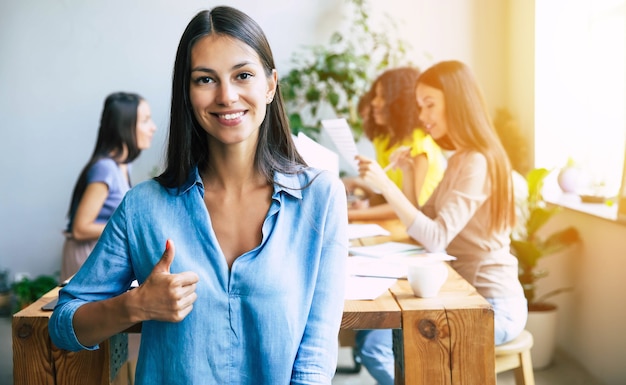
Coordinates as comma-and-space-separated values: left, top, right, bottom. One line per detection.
49, 6, 348, 385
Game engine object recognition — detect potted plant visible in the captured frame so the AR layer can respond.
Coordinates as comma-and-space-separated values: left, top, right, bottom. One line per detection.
280, 0, 412, 140
11, 274, 58, 313
510, 167, 581, 368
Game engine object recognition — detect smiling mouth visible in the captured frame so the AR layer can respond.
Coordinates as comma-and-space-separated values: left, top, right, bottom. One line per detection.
216, 111, 245, 120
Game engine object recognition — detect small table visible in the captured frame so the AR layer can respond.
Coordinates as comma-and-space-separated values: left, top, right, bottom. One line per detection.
13, 220, 495, 385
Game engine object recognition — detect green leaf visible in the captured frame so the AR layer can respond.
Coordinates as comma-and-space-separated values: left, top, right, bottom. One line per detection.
541, 227, 581, 254
526, 167, 551, 205
510, 239, 542, 268
328, 91, 340, 108
288, 113, 303, 130
526, 206, 560, 237
305, 87, 321, 103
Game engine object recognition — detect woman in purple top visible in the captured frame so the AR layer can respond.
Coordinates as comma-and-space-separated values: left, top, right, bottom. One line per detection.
62, 92, 157, 281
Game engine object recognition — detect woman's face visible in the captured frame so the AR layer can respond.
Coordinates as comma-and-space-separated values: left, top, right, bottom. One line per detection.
136, 100, 156, 150
416, 83, 447, 140
371, 82, 387, 127
188, 34, 277, 148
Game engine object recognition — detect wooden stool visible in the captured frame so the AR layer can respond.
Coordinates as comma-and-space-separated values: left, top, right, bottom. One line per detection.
495, 330, 535, 385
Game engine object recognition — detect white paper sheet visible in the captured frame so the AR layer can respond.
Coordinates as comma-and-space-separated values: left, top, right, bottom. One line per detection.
292, 132, 339, 176
347, 256, 408, 279
321, 118, 359, 174
347, 223, 391, 240
344, 275, 397, 300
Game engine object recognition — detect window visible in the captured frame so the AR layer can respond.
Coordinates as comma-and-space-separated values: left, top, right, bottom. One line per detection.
535, 0, 625, 197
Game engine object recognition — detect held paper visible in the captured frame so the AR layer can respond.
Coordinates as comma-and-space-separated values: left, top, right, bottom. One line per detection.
321, 118, 359, 175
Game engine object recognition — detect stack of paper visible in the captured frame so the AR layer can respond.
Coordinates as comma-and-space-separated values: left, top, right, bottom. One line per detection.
344, 251, 456, 300
346, 253, 456, 279
349, 241, 425, 258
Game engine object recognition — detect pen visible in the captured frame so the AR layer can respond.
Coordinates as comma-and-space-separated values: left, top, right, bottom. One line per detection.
383, 162, 395, 172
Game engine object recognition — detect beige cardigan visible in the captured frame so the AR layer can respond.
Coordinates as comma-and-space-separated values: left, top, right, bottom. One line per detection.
407, 150, 524, 299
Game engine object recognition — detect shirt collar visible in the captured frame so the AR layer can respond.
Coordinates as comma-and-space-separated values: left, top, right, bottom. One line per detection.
166, 166, 304, 200
273, 171, 303, 200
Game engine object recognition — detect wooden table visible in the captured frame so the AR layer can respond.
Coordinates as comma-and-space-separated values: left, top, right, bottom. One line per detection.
13, 285, 131, 385
345, 219, 495, 384
13, 219, 495, 385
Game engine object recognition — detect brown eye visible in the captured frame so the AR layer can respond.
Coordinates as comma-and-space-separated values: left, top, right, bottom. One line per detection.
194, 76, 214, 84
237, 72, 253, 80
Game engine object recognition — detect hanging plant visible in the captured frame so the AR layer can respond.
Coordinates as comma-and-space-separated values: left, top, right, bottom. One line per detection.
280, 0, 412, 140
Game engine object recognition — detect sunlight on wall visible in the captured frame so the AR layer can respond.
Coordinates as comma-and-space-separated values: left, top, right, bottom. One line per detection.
535, 0, 625, 196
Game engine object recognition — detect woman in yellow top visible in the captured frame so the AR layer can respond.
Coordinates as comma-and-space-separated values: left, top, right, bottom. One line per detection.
346, 66, 445, 221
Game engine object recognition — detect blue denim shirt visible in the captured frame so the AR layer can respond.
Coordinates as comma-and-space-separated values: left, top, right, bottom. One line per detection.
49, 167, 348, 385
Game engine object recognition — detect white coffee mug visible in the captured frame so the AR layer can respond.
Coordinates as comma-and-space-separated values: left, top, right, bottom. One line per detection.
407, 261, 448, 298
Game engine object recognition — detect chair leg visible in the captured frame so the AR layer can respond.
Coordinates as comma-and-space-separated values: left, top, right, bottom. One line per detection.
513, 350, 535, 385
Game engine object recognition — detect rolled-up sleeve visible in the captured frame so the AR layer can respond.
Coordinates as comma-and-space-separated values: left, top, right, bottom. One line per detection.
49, 298, 97, 351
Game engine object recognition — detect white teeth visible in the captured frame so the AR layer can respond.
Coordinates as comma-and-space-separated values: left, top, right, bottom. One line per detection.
220, 112, 244, 120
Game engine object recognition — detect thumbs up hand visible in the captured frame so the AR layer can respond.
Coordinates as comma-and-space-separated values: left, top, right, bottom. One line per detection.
133, 239, 199, 323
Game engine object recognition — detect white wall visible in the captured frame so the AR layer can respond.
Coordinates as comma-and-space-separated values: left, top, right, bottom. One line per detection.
540, 210, 626, 385
0, 0, 510, 281
507, 0, 535, 162
369, 0, 508, 115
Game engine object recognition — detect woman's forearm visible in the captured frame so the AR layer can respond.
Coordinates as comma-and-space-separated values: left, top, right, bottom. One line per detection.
72, 222, 106, 241
348, 202, 398, 222
378, 180, 420, 228
72, 290, 141, 347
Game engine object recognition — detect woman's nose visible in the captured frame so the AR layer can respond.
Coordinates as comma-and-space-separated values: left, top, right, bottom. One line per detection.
216, 81, 238, 106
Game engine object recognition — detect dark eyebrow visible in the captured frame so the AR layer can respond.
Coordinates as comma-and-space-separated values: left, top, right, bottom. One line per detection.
190, 61, 257, 73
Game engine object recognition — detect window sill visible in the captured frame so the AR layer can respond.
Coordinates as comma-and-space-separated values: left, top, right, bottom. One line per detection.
545, 192, 619, 222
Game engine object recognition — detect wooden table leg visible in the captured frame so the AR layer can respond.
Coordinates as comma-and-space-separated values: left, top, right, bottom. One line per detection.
397, 306, 496, 385
13, 316, 55, 385
13, 313, 128, 385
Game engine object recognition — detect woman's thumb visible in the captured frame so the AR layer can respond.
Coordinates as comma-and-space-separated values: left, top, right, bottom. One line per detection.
154, 239, 175, 273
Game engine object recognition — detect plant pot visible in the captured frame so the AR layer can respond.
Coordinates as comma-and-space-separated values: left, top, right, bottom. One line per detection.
526, 302, 558, 369
558, 165, 588, 194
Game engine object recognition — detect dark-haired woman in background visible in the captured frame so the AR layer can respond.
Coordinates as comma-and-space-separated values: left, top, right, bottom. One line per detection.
61, 92, 156, 281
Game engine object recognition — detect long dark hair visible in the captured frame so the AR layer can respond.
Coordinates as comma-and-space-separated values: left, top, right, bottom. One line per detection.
417, 60, 515, 232
157, 6, 306, 188
67, 92, 143, 220
371, 66, 422, 149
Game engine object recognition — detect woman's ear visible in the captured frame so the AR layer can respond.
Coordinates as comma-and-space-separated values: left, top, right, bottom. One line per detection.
266, 69, 278, 103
